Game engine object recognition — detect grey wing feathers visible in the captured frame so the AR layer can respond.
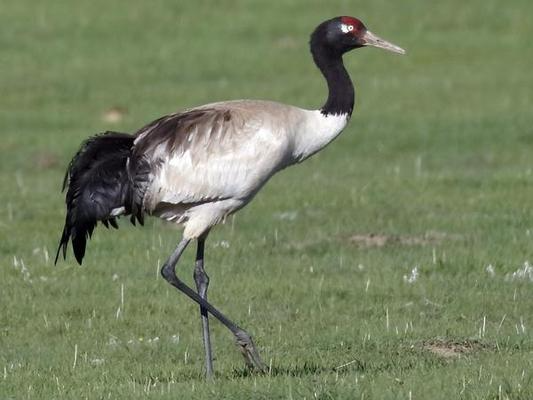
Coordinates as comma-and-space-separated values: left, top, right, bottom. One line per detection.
129, 108, 241, 208
133, 108, 233, 157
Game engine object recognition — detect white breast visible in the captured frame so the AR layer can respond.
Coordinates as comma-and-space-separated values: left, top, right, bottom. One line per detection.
290, 110, 350, 163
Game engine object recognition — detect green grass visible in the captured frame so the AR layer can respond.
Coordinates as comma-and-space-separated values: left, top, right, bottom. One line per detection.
2, 0, 533, 398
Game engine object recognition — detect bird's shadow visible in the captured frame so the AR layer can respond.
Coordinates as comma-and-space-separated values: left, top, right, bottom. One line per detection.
231, 359, 366, 379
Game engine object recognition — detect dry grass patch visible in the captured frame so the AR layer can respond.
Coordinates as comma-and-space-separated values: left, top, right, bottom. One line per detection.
347, 231, 462, 248
34, 151, 60, 169
422, 338, 489, 359
102, 106, 128, 124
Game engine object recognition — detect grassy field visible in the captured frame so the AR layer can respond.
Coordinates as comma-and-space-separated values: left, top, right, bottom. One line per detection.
2, 0, 533, 398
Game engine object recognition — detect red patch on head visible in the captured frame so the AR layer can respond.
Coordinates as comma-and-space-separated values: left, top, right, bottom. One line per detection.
340, 16, 366, 34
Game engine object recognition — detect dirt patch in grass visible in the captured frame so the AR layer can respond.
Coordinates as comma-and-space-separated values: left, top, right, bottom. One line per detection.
422, 339, 488, 359
347, 231, 462, 248
34, 151, 60, 169
102, 106, 127, 123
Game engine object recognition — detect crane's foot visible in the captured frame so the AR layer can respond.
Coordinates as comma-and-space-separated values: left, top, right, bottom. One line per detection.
235, 330, 267, 373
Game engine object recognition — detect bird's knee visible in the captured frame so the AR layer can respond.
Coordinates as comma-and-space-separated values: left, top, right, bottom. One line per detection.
160, 263, 175, 282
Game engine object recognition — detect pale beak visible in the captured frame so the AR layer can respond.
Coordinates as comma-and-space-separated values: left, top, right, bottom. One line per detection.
362, 30, 406, 55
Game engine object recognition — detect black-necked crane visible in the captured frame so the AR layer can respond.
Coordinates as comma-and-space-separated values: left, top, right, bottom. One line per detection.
55, 16, 405, 377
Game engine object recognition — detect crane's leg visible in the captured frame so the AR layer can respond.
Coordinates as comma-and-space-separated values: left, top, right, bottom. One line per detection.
193, 236, 213, 378
161, 238, 266, 373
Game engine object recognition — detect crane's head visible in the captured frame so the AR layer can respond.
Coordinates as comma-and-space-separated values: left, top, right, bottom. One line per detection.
311, 16, 405, 57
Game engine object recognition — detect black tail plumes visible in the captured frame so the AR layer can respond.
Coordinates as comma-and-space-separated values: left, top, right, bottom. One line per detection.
55, 132, 136, 265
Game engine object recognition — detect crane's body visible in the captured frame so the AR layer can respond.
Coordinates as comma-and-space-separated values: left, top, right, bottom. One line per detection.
56, 16, 404, 378
135, 100, 349, 239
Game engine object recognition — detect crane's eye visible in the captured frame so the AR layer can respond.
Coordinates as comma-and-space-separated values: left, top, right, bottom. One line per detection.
341, 24, 355, 34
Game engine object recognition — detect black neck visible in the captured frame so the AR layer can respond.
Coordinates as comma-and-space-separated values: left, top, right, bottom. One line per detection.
311, 42, 355, 117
